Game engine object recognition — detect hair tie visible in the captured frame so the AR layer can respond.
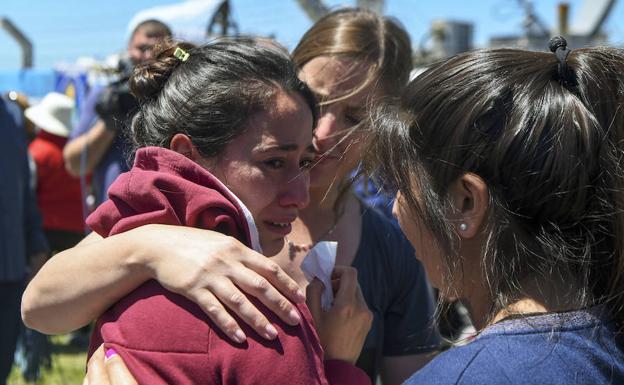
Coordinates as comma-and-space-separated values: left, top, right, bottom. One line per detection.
548, 36, 575, 87
173, 47, 190, 62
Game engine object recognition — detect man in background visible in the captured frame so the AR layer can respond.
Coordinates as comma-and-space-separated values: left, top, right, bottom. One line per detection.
63, 19, 172, 205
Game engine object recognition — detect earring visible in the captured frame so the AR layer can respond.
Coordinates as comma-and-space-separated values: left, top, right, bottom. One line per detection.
459, 223, 468, 231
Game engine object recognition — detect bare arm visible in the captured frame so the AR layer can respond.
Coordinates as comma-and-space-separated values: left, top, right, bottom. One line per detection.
22, 229, 150, 334
22, 224, 305, 342
381, 354, 435, 385
63, 119, 116, 176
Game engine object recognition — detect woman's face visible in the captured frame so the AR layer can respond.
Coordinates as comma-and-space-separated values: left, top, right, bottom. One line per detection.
204, 89, 315, 256
392, 191, 446, 291
298, 56, 376, 189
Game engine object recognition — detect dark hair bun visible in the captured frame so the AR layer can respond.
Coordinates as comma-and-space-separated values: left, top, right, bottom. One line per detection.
129, 40, 196, 103
548, 36, 567, 53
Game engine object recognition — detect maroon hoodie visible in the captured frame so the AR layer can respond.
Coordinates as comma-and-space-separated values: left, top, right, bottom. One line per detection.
86, 147, 369, 385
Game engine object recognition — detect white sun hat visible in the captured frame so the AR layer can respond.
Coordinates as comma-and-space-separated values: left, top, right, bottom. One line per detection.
24, 92, 75, 138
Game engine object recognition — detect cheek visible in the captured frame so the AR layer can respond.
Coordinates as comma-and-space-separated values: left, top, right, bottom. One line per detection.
394, 199, 446, 290
224, 166, 277, 217
325, 134, 366, 181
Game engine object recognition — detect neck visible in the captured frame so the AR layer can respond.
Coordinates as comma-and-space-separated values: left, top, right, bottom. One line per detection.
461, 263, 585, 329
271, 182, 357, 289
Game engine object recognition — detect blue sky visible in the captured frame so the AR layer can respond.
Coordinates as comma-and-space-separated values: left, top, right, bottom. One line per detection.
0, 0, 623, 70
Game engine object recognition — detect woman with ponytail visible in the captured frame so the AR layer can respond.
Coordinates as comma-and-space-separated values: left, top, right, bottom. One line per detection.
373, 37, 624, 384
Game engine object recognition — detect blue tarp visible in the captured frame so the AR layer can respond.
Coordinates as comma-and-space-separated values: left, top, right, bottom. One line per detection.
0, 68, 56, 98
0, 68, 92, 114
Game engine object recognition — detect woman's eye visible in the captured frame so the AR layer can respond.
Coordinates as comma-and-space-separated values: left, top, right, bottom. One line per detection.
299, 158, 314, 170
344, 114, 361, 127
264, 159, 285, 169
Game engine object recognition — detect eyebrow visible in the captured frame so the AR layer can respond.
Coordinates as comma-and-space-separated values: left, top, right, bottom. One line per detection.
256, 144, 316, 153
344, 105, 365, 117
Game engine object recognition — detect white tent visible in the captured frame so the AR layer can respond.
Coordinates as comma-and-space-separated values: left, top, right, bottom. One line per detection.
127, 0, 226, 43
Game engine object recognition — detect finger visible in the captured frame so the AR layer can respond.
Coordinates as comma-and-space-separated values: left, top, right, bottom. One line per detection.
330, 277, 340, 293
355, 283, 373, 325
190, 289, 249, 343
86, 344, 109, 385
306, 278, 324, 322
104, 348, 138, 385
231, 268, 302, 326
201, 280, 279, 341
330, 265, 355, 279
242, 257, 306, 303
332, 267, 358, 306
355, 281, 366, 305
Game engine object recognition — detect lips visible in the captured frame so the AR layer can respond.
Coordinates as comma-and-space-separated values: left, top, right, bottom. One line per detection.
263, 218, 296, 236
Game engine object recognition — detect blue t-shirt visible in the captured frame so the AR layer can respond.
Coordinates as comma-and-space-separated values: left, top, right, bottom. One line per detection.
354, 205, 441, 380
69, 87, 130, 204
405, 308, 624, 385
353, 175, 395, 219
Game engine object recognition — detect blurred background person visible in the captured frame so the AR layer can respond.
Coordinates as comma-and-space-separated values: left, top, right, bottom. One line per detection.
12, 91, 85, 384
26, 92, 85, 253
63, 19, 172, 206
0, 94, 49, 385
4, 91, 36, 144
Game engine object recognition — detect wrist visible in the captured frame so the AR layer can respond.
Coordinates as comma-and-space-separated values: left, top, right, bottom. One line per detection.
323, 350, 358, 364
117, 226, 157, 282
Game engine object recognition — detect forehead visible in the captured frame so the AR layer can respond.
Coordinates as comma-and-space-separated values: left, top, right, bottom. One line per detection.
299, 56, 375, 102
238, 90, 314, 150
129, 29, 160, 47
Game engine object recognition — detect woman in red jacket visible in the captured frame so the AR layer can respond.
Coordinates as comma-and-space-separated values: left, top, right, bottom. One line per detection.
81, 39, 371, 385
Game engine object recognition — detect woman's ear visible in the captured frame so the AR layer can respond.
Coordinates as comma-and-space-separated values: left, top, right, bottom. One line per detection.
448, 173, 489, 238
170, 134, 203, 162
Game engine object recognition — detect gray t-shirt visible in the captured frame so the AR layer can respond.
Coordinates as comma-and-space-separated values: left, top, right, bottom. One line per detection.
353, 205, 441, 380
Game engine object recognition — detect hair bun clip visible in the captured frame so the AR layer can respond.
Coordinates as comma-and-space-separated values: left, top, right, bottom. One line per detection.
173, 47, 190, 62
548, 36, 568, 54
548, 36, 576, 88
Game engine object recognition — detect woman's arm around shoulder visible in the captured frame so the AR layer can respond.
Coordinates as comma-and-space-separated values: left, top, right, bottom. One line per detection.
22, 224, 305, 342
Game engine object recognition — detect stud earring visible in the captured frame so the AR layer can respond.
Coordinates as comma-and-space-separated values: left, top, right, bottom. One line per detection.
459, 223, 468, 231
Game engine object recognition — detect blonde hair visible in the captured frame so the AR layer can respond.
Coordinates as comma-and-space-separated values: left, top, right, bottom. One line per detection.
292, 8, 412, 97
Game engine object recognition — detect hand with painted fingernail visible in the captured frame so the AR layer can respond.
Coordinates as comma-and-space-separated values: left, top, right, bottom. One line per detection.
86, 344, 138, 385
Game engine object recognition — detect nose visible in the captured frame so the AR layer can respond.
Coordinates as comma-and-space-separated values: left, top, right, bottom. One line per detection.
314, 111, 341, 151
279, 171, 310, 209
142, 49, 155, 62
391, 191, 402, 219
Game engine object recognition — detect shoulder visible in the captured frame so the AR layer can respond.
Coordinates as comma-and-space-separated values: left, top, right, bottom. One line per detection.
357, 203, 424, 281
405, 339, 508, 385
0, 97, 23, 134
359, 204, 414, 256
408, 317, 624, 385
71, 86, 105, 138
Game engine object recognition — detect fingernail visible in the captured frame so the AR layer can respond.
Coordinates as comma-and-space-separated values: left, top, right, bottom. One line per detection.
233, 329, 247, 344
264, 324, 278, 339
104, 348, 117, 361
288, 308, 301, 324
295, 289, 306, 302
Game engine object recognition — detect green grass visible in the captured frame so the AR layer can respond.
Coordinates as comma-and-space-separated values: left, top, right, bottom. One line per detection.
8, 335, 87, 385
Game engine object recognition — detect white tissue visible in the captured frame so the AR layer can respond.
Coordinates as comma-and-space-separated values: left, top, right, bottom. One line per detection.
300, 241, 338, 310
